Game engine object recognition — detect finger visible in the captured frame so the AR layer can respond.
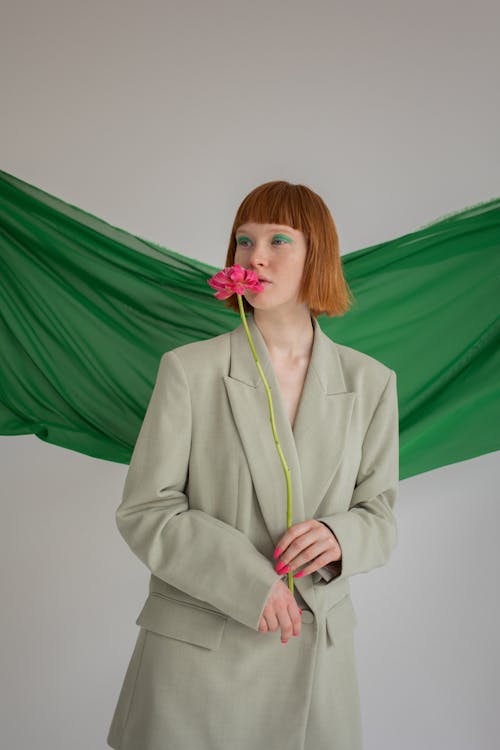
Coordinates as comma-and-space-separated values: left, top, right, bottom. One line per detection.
258, 617, 269, 633
275, 519, 334, 566
288, 603, 302, 637
264, 610, 279, 633
277, 608, 294, 644
288, 539, 338, 572
280, 534, 322, 570
275, 519, 317, 557
295, 548, 340, 577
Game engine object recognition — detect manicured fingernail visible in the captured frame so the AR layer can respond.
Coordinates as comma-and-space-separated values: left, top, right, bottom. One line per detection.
273, 547, 282, 560
293, 570, 305, 578
278, 564, 290, 575
275, 561, 287, 573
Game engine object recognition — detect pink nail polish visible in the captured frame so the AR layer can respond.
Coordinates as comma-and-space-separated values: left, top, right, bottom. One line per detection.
275, 561, 286, 573
293, 570, 305, 579
273, 547, 282, 560
280, 564, 291, 574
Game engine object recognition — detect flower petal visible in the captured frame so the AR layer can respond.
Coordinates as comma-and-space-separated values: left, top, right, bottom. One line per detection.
207, 264, 265, 298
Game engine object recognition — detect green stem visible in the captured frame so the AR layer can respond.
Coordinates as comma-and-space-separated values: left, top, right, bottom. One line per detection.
237, 294, 294, 595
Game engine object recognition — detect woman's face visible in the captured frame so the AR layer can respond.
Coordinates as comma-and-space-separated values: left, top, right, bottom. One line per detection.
234, 222, 308, 312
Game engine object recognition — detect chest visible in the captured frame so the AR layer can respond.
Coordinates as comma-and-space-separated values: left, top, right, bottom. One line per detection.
271, 357, 310, 430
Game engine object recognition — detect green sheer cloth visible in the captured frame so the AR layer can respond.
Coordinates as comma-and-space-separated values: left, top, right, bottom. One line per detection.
1, 169, 498, 479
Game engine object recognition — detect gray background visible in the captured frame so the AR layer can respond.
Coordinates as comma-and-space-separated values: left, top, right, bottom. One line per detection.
1, 1, 499, 748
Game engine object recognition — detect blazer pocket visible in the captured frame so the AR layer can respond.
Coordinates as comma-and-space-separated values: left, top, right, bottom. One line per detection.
136, 593, 228, 650
325, 595, 358, 648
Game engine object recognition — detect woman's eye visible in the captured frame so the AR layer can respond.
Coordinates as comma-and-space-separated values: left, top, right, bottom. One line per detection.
236, 236, 289, 247
273, 235, 292, 245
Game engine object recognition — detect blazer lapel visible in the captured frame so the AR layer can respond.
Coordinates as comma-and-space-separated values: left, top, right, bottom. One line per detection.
292, 317, 357, 521
223, 313, 357, 549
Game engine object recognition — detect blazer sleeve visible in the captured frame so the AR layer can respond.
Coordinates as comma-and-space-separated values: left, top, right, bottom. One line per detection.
317, 368, 399, 582
115, 350, 279, 631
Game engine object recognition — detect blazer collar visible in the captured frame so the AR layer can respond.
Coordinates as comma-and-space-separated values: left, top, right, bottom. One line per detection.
223, 313, 356, 597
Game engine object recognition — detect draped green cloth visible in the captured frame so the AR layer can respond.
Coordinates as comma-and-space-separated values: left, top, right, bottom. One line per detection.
0, 169, 498, 479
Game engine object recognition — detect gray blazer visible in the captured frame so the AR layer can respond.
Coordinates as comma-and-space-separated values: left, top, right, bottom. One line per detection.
107, 312, 399, 750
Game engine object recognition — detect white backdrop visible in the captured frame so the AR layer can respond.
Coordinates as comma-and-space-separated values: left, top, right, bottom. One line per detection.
1, 1, 499, 748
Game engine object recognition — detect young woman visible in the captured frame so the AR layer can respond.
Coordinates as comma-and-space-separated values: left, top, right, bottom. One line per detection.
107, 181, 399, 750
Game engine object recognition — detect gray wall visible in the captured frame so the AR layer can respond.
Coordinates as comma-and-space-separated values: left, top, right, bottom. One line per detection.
1, 1, 499, 748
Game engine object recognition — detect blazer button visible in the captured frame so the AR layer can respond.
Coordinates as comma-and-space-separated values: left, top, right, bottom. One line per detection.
301, 610, 314, 624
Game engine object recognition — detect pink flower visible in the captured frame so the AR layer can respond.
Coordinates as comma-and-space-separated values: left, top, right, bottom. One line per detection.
207, 264, 264, 300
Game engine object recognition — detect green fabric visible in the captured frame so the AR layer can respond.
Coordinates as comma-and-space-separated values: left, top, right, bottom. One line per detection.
0, 169, 498, 479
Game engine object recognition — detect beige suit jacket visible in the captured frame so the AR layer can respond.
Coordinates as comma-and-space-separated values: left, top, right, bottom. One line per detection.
108, 312, 399, 750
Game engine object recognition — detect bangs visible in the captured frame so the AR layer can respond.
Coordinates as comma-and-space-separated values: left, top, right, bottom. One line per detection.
233, 182, 312, 239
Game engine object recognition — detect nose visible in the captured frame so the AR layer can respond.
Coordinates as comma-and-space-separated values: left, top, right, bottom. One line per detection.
246, 243, 268, 272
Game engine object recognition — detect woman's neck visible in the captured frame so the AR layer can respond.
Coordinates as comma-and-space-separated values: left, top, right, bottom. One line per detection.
252, 308, 314, 362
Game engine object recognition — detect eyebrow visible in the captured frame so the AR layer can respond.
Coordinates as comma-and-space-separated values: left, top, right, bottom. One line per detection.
236, 227, 293, 234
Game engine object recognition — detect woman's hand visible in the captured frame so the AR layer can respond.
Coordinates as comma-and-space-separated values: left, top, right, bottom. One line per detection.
258, 579, 302, 644
273, 519, 342, 578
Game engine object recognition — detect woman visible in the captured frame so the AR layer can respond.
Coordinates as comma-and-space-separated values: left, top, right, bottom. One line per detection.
107, 181, 399, 750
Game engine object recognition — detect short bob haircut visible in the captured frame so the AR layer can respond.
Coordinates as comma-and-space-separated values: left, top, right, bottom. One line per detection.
223, 180, 354, 318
